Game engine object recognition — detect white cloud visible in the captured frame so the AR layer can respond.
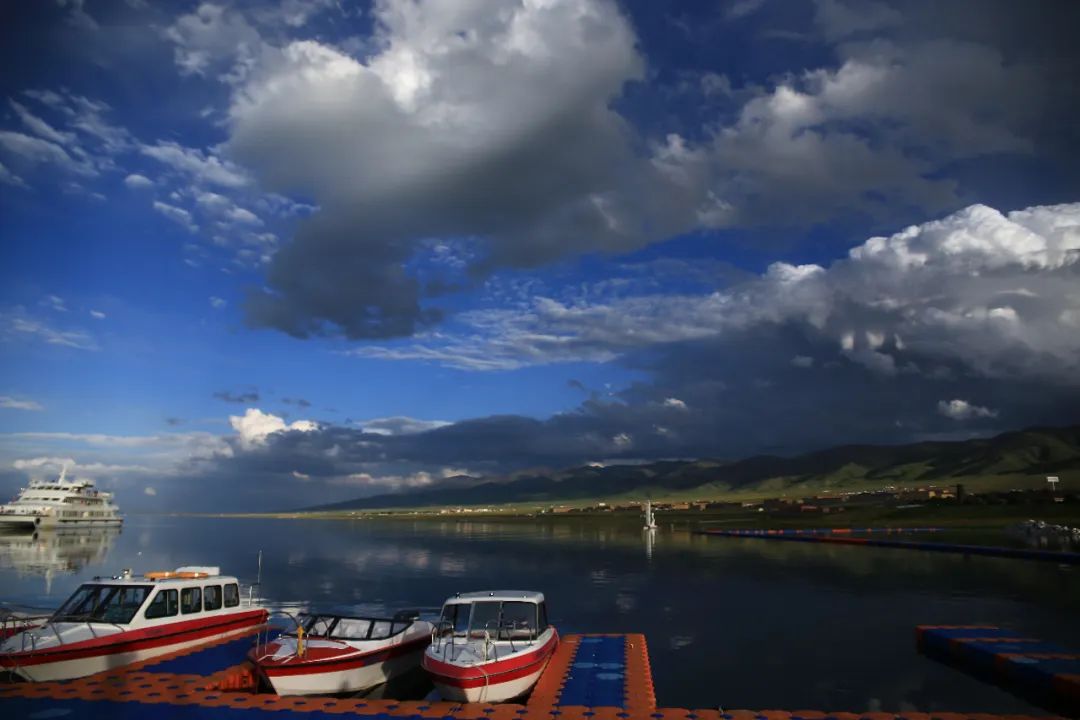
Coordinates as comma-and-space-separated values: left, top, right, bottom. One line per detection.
228, 0, 694, 339
42, 295, 68, 312
9, 100, 75, 146
0, 160, 27, 187
152, 201, 198, 232
229, 408, 317, 450
0, 130, 96, 176
164, 3, 265, 80
350, 202, 1080, 387
813, 0, 902, 41
89, 309, 106, 319
124, 173, 153, 189
209, 296, 227, 309
937, 399, 998, 421
140, 141, 249, 188
726, 0, 767, 21
791, 355, 814, 368
144, 486, 158, 496
2, 311, 98, 350
0, 396, 44, 411
662, 397, 688, 410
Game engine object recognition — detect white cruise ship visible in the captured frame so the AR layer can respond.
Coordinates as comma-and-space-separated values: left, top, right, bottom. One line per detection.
0, 469, 122, 530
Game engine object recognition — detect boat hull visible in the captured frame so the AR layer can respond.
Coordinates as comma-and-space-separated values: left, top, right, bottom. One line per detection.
260, 642, 429, 695
424, 630, 558, 703
1, 609, 267, 682
431, 662, 547, 703
0, 514, 123, 530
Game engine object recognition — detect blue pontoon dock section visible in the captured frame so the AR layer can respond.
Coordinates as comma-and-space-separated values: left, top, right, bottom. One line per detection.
695, 527, 1080, 564
917, 625, 1080, 715
556, 636, 628, 707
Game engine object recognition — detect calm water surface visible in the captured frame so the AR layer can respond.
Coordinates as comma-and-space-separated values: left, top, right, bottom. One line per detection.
2, 516, 1078, 714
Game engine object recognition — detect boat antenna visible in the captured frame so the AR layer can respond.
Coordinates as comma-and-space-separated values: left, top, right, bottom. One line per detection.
257, 548, 262, 586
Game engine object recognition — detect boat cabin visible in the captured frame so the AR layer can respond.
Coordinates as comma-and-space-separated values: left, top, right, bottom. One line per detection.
51, 566, 245, 628
437, 591, 548, 642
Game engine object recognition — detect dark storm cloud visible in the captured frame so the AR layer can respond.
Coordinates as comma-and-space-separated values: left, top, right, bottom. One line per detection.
213, 389, 260, 403
176, 330, 1080, 512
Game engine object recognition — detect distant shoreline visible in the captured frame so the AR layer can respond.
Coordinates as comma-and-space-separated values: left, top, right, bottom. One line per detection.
170, 499, 1080, 533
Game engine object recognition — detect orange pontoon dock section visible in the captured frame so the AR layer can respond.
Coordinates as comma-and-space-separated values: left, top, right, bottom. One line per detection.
917, 625, 1080, 716
0, 630, 1066, 719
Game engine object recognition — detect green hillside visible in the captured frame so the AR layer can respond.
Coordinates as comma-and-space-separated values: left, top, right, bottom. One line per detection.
307, 425, 1080, 511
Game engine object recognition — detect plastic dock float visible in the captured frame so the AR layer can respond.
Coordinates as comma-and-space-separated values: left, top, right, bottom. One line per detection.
529, 633, 655, 712
696, 529, 1080, 564
0, 629, 1066, 719
917, 625, 1080, 715
699, 528, 943, 536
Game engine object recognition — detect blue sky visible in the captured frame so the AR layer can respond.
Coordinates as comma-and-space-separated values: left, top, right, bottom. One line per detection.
1, 0, 1079, 511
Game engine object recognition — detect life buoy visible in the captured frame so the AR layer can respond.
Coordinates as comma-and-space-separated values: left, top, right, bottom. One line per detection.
144, 571, 210, 580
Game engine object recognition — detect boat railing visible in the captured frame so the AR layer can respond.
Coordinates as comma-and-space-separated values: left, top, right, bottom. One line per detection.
8, 614, 127, 655
253, 610, 304, 662
431, 619, 457, 656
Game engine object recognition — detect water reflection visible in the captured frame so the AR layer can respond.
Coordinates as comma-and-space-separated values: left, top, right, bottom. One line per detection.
0, 526, 121, 596
0, 516, 1076, 714
644, 527, 656, 560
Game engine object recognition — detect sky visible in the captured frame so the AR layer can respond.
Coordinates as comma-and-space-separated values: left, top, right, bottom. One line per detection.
1, 0, 1079, 512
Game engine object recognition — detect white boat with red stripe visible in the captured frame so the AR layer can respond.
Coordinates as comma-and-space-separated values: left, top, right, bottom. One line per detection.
251, 610, 433, 695
0, 566, 267, 682
423, 591, 557, 703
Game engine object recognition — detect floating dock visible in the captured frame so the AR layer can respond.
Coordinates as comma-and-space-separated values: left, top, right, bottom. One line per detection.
917, 625, 1080, 716
0, 629, 1066, 719
695, 528, 1080, 564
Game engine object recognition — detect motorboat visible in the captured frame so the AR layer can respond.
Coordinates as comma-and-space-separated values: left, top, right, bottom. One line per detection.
0, 468, 122, 530
423, 591, 557, 703
251, 610, 433, 696
0, 566, 266, 681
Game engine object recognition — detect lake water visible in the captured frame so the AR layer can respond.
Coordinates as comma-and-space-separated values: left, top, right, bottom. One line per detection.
2, 515, 1078, 714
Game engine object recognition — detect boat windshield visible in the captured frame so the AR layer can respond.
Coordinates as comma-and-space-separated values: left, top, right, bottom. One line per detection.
439, 600, 540, 641
295, 614, 413, 640
53, 583, 152, 624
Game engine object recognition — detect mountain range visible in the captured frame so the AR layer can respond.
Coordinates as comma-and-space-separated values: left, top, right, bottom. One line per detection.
307, 425, 1080, 511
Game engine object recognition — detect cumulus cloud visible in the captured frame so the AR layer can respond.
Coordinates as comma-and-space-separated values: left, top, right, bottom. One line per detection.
124, 173, 153, 188
354, 202, 1080, 387
0, 130, 96, 177
226, 0, 726, 339
141, 141, 249, 188
937, 399, 998, 421
229, 408, 317, 449
153, 201, 198, 232
198, 0, 1069, 343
